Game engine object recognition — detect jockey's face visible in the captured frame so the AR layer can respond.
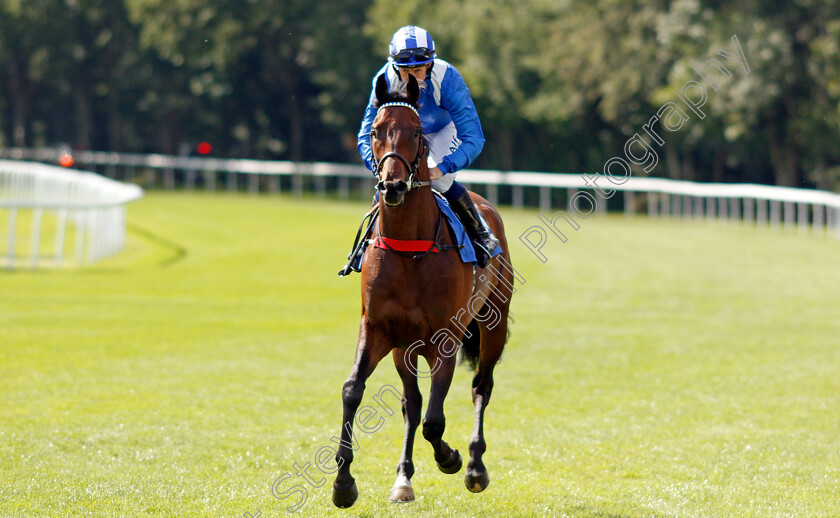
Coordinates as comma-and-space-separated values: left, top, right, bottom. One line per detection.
396, 64, 430, 85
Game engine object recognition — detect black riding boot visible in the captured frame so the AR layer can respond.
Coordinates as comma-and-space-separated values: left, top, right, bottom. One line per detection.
338, 195, 379, 277
450, 191, 500, 268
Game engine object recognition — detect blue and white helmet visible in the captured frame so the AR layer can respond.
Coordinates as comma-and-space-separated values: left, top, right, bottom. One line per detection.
388, 26, 436, 67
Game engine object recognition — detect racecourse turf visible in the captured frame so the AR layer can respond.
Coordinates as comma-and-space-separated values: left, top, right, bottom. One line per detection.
1, 192, 838, 517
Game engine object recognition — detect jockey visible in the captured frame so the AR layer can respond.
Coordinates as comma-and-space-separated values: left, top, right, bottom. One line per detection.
349, 25, 500, 271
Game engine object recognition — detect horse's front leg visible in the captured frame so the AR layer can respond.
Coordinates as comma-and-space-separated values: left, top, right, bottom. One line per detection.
332, 325, 390, 508
389, 348, 423, 503
422, 353, 462, 474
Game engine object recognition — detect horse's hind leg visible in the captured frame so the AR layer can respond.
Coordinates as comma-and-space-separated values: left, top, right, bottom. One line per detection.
465, 308, 508, 493
389, 349, 422, 503
423, 354, 463, 475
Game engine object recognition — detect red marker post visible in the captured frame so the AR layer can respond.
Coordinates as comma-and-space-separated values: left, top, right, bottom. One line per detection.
59, 153, 75, 168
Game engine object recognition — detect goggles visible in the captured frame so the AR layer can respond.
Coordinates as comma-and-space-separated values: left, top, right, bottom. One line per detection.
391, 47, 433, 66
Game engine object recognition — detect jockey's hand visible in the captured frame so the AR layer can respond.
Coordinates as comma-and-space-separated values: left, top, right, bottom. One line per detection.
429, 167, 443, 180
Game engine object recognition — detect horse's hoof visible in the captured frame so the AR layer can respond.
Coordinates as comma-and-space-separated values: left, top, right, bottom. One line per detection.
437, 448, 462, 474
465, 469, 490, 493
389, 473, 415, 503
332, 481, 358, 508
389, 485, 415, 503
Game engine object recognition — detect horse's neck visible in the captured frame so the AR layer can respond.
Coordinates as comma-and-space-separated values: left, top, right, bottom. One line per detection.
379, 189, 438, 241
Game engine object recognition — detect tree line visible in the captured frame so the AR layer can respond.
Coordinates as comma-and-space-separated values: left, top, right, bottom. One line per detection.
2, 0, 839, 189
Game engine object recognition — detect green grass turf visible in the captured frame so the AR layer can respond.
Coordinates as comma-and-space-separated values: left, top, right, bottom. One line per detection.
1, 192, 839, 517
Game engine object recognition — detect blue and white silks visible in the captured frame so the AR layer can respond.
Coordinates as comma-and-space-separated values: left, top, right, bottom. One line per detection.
357, 59, 485, 176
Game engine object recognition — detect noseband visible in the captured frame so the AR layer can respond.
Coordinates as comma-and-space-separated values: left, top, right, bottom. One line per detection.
372, 102, 433, 192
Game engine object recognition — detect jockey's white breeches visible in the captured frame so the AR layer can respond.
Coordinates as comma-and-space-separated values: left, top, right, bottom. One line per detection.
426, 121, 461, 194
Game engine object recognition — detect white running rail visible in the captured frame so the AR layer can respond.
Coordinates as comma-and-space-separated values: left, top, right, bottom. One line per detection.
0, 159, 144, 269
3, 147, 840, 239
460, 170, 840, 238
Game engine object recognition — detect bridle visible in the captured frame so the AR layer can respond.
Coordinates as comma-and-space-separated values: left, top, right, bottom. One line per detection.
365, 102, 464, 260
371, 102, 433, 192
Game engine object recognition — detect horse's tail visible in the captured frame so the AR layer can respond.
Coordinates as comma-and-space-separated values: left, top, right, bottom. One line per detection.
458, 313, 512, 371
458, 319, 481, 371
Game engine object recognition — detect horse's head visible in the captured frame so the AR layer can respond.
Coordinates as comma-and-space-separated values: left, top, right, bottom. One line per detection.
370, 74, 429, 207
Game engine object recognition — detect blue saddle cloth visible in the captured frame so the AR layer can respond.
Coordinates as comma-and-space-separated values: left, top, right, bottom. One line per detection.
350, 195, 502, 270
435, 194, 484, 263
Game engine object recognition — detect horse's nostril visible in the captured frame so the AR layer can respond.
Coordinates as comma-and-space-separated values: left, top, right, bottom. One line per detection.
381, 180, 408, 194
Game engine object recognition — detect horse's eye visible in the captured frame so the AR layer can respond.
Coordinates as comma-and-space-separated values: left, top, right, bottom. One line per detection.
414, 130, 421, 140
370, 129, 377, 140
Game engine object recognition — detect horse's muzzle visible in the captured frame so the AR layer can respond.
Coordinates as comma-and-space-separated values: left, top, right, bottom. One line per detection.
380, 180, 408, 207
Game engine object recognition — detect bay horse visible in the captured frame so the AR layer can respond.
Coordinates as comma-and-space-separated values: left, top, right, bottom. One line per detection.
332, 74, 515, 507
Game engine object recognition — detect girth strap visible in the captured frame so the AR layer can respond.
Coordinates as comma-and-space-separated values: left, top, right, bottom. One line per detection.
373, 211, 463, 259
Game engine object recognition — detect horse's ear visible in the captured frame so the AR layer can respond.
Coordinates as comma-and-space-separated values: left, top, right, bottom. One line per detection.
406, 74, 420, 106
375, 74, 389, 105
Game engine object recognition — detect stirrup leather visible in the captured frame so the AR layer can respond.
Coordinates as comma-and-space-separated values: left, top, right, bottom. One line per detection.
338, 206, 379, 277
